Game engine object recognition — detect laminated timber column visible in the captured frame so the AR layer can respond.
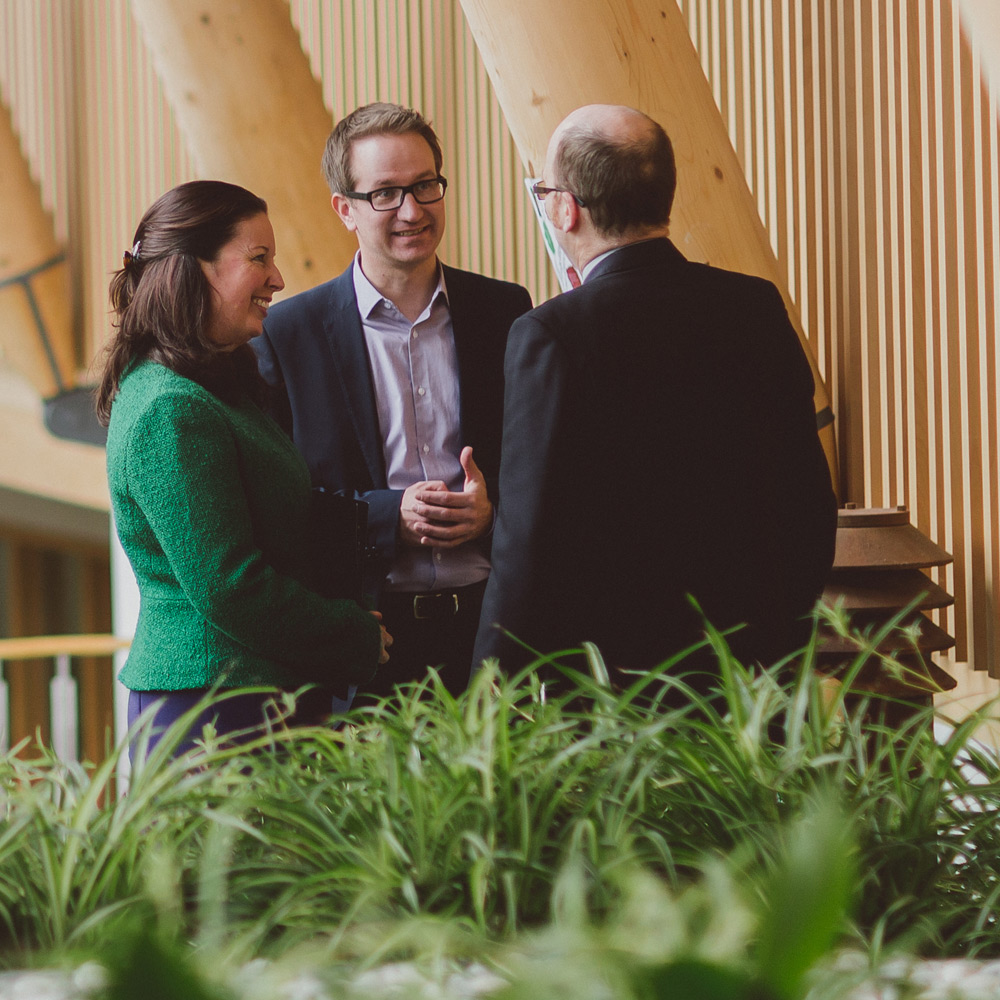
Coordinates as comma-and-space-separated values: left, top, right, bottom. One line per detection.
128, 0, 356, 295
0, 101, 76, 399
959, 2, 1000, 96
459, 0, 838, 485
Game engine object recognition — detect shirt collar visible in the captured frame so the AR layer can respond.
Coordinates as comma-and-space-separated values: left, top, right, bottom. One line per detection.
352, 252, 449, 319
580, 247, 622, 283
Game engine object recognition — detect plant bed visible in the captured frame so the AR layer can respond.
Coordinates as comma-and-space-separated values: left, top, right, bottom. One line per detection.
0, 619, 997, 997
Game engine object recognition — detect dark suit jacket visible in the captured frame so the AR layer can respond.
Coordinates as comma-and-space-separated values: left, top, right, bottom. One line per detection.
473, 238, 837, 680
254, 262, 532, 600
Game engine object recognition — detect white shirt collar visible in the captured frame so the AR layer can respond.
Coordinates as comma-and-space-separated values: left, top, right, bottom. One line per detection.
580, 247, 622, 282
352, 252, 449, 318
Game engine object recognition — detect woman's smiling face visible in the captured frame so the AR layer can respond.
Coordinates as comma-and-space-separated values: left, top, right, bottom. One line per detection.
200, 212, 284, 351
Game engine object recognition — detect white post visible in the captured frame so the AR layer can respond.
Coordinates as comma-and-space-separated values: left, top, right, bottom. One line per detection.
50, 652, 78, 761
111, 520, 139, 790
0, 659, 8, 753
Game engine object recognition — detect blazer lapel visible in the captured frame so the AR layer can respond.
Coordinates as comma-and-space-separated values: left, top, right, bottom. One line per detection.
441, 265, 476, 440
321, 273, 387, 488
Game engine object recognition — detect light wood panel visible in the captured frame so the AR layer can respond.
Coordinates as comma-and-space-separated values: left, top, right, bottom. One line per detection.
677, 0, 1000, 675
0, 378, 109, 510
959, 0, 1000, 105
456, 0, 838, 484
0, 0, 195, 372
1, 0, 999, 681
128, 0, 358, 297
286, 0, 557, 301
0, 99, 75, 397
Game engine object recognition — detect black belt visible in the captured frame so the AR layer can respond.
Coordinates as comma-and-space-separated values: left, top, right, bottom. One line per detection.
382, 580, 486, 621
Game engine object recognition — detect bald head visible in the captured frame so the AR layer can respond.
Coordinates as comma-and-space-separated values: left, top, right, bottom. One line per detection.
545, 104, 676, 237
555, 103, 656, 144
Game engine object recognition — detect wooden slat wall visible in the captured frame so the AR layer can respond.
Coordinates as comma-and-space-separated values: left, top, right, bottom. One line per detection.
678, 0, 1000, 675
2, 0, 997, 675
1, 0, 554, 358
286, 0, 557, 302
0, 0, 195, 370
76, 0, 197, 368
0, 530, 113, 756
0, 0, 70, 242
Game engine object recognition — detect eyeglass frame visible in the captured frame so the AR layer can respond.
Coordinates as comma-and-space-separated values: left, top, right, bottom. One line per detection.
531, 181, 587, 207
342, 176, 448, 211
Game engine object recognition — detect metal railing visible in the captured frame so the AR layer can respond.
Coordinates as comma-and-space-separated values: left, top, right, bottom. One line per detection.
0, 634, 130, 760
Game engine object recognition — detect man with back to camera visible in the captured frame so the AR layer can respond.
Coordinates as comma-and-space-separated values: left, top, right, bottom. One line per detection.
255, 103, 532, 699
472, 104, 837, 694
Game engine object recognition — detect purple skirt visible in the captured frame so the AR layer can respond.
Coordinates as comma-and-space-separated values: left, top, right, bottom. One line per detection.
127, 687, 312, 762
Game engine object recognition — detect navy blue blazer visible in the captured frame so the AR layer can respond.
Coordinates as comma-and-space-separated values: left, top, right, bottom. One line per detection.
474, 238, 837, 679
255, 262, 532, 598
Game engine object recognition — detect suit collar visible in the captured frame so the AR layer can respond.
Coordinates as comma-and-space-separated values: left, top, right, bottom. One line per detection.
584, 237, 685, 282
429, 265, 478, 443
322, 265, 388, 488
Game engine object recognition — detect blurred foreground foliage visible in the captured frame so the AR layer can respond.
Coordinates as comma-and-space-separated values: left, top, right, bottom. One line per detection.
0, 619, 997, 998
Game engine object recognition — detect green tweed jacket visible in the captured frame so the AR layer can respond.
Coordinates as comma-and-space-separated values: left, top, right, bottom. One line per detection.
107, 361, 381, 692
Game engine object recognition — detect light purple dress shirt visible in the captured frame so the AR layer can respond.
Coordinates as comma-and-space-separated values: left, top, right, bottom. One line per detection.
352, 255, 490, 593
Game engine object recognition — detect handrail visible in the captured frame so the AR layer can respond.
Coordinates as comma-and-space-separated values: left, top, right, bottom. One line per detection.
0, 634, 130, 660
0, 634, 131, 761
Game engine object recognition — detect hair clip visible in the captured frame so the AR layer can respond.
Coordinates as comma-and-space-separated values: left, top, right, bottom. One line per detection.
122, 240, 142, 269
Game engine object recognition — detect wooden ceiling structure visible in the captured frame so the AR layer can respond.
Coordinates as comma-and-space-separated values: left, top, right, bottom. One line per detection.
1, 0, 999, 674
0, 0, 837, 514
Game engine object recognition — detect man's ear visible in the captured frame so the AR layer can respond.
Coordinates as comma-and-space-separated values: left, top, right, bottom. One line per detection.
554, 191, 580, 234
331, 192, 357, 232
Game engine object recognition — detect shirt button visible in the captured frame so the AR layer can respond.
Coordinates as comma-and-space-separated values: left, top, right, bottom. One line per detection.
422, 443, 430, 454
417, 387, 426, 396
412, 330, 419, 339
435, 552, 442, 562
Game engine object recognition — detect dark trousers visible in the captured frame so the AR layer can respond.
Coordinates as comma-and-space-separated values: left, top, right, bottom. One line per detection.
358, 579, 486, 702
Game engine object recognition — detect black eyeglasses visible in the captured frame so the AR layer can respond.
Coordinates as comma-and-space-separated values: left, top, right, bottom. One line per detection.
344, 176, 448, 211
531, 181, 586, 207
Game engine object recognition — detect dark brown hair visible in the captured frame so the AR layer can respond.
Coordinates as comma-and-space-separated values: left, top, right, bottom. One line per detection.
554, 115, 676, 237
96, 180, 269, 424
321, 102, 443, 195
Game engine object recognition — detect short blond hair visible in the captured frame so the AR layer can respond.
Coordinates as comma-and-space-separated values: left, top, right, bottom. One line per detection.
321, 102, 444, 194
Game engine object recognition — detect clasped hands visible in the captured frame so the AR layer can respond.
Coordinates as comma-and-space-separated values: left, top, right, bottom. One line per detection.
399, 445, 492, 549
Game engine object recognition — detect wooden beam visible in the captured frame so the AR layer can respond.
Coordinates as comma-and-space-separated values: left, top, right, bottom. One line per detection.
0, 100, 76, 398
0, 370, 108, 511
128, 0, 358, 296
458, 0, 839, 487
959, 0, 1000, 102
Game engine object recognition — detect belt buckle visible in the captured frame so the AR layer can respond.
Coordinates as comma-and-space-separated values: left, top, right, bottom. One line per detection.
412, 591, 459, 619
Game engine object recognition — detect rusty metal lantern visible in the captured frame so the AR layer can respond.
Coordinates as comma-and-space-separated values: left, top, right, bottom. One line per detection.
816, 504, 957, 713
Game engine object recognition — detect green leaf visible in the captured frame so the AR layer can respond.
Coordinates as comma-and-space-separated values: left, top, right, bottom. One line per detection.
104, 926, 233, 1000
754, 795, 855, 999
633, 958, 758, 1000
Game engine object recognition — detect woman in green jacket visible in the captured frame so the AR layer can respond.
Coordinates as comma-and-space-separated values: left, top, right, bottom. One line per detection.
97, 180, 390, 758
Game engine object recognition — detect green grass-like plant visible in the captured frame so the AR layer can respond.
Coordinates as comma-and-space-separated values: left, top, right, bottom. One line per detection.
0, 622, 997, 996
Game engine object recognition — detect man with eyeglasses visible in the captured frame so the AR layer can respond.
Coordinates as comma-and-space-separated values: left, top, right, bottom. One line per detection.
473, 105, 836, 695
256, 103, 531, 700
